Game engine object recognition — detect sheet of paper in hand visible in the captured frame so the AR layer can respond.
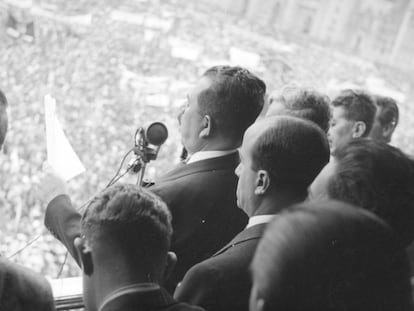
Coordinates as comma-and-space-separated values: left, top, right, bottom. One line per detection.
44, 94, 85, 181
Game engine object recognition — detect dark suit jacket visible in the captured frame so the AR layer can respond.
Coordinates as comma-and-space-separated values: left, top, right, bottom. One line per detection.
44, 153, 248, 291
0, 258, 55, 311
150, 153, 248, 290
99, 284, 205, 311
174, 223, 267, 311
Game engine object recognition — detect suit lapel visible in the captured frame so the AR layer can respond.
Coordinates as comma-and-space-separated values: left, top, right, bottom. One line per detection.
212, 224, 267, 257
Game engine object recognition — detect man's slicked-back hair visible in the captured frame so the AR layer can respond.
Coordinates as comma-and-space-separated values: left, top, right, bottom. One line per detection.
332, 89, 376, 136
199, 66, 266, 142
81, 184, 173, 268
328, 139, 414, 246
251, 200, 412, 311
374, 95, 399, 127
251, 116, 330, 198
270, 87, 331, 133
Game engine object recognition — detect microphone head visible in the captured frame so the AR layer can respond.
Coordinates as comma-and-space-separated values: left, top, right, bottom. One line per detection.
145, 122, 168, 146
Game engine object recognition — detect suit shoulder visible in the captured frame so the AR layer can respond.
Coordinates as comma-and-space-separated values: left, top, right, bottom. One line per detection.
174, 260, 223, 300
0, 259, 54, 310
181, 259, 224, 285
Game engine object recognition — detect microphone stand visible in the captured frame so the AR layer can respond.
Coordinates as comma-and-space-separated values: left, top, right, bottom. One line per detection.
137, 162, 146, 186
130, 144, 161, 187
129, 124, 167, 187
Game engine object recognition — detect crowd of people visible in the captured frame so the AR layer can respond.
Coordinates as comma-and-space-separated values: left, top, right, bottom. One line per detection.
1, 0, 414, 310
3, 66, 412, 310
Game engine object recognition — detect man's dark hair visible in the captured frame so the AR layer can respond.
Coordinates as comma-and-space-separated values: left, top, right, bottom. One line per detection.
81, 184, 173, 269
332, 90, 376, 136
251, 116, 330, 199
199, 66, 266, 142
374, 95, 399, 127
328, 139, 414, 246
251, 200, 412, 311
270, 88, 331, 133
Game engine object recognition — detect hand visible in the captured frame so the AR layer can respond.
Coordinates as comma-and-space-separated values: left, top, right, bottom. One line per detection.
37, 163, 68, 206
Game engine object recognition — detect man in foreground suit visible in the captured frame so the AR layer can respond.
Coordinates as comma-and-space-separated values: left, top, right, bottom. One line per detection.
41, 65, 266, 291
309, 139, 414, 246
0, 90, 55, 311
174, 116, 330, 311
74, 184, 204, 311
308, 139, 414, 275
249, 200, 412, 311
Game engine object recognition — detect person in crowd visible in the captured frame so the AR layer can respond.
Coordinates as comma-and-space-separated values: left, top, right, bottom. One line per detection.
174, 116, 330, 311
0, 90, 55, 311
249, 200, 412, 311
73, 184, 204, 311
329, 89, 376, 156
0, 90, 8, 148
369, 95, 399, 143
309, 139, 414, 247
266, 86, 331, 133
40, 65, 266, 292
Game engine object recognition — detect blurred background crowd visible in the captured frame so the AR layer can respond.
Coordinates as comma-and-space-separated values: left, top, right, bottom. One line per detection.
0, 0, 413, 279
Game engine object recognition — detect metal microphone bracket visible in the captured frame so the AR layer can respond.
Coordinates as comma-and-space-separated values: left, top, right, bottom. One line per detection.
130, 123, 168, 186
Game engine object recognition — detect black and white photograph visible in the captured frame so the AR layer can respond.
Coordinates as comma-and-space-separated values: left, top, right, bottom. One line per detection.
1, 0, 414, 310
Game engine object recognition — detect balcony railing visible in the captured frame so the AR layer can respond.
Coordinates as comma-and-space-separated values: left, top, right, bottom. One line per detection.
50, 276, 414, 310
50, 277, 83, 310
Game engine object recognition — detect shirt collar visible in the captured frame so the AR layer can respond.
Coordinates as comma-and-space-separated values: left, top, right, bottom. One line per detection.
187, 149, 238, 164
246, 215, 276, 229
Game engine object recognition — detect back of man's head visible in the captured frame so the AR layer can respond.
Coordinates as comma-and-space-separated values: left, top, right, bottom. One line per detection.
251, 116, 330, 199
331, 89, 376, 136
81, 184, 172, 273
267, 87, 331, 133
328, 139, 414, 246
369, 95, 399, 143
0, 89, 8, 149
199, 66, 266, 143
250, 200, 412, 311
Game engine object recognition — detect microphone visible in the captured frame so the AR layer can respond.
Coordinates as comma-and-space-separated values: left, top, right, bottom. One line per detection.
143, 122, 168, 146
129, 122, 168, 179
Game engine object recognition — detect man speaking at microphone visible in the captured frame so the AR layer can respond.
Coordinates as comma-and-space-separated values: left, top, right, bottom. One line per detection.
40, 65, 266, 292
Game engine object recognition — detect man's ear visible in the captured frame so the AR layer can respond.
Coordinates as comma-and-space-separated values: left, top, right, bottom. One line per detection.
74, 236, 94, 276
352, 121, 367, 138
254, 170, 271, 196
382, 123, 396, 139
199, 115, 212, 138
161, 252, 177, 285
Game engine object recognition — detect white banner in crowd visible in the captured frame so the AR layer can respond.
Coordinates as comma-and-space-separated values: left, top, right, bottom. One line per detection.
44, 94, 85, 181
229, 47, 261, 70
169, 37, 202, 61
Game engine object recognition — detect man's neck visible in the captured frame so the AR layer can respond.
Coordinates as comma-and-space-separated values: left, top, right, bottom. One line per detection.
94, 266, 161, 308
191, 139, 240, 154
252, 192, 305, 217
98, 282, 161, 311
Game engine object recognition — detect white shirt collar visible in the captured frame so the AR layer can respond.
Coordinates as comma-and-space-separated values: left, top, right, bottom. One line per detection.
246, 215, 276, 229
187, 149, 238, 164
